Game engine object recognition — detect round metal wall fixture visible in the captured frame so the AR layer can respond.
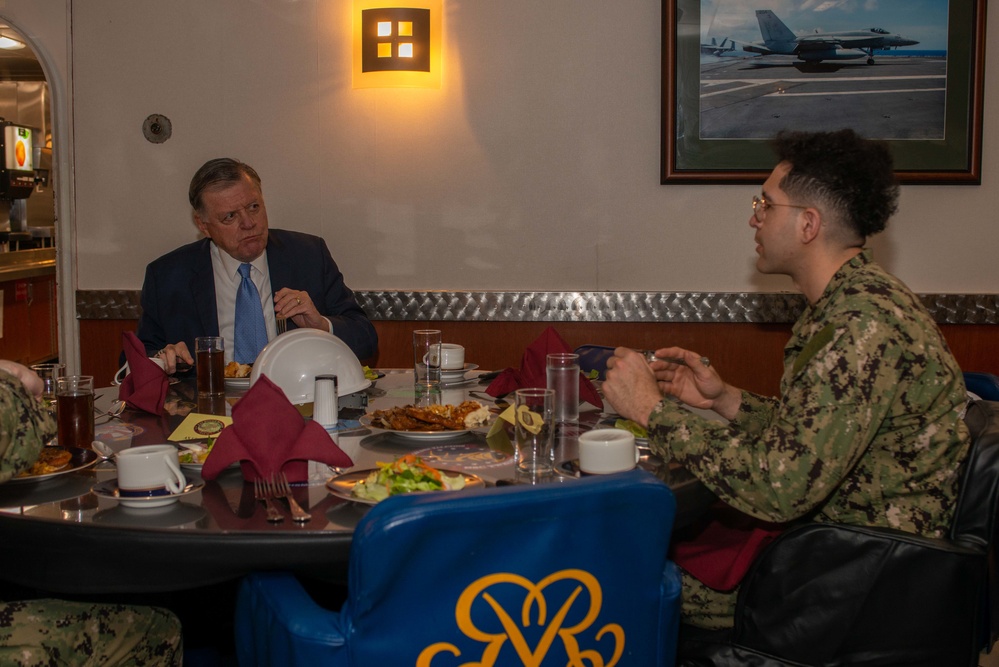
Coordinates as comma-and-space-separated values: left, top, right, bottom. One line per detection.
142, 114, 172, 143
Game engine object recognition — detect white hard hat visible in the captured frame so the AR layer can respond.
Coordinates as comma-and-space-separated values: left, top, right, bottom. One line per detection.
249, 329, 371, 404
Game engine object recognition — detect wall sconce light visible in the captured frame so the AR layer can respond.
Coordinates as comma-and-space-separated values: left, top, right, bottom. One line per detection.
353, 0, 442, 89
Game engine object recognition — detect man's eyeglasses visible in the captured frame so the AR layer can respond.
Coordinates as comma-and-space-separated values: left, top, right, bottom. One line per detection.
752, 195, 807, 222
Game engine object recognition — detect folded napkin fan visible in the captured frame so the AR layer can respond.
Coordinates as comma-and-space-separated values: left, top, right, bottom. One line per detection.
200, 375, 353, 483
118, 331, 169, 416
670, 504, 785, 591
486, 326, 602, 409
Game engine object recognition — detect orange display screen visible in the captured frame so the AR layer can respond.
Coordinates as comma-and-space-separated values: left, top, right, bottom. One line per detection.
4, 125, 32, 172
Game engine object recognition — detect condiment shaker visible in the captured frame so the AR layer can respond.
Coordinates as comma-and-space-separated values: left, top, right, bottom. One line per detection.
313, 374, 339, 429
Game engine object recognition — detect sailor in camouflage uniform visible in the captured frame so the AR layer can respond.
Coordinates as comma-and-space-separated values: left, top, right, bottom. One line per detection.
0, 361, 183, 665
603, 129, 970, 629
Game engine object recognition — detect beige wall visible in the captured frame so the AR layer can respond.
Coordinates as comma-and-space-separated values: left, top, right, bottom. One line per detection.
5, 1, 999, 298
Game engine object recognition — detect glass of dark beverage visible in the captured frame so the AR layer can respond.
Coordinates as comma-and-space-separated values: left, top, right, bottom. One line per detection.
196, 336, 225, 397
56, 375, 94, 449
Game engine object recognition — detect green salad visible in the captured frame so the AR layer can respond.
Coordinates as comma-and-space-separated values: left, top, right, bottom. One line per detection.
615, 419, 648, 439
352, 455, 466, 502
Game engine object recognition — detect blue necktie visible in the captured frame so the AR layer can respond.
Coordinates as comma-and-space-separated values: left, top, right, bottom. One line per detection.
234, 263, 269, 364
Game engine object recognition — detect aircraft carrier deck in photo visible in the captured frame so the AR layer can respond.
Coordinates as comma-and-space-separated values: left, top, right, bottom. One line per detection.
697, 57, 947, 140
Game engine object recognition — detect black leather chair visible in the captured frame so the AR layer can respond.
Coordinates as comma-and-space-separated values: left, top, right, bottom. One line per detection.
679, 399, 999, 667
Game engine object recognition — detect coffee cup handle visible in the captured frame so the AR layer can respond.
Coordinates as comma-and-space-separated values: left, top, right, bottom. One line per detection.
112, 363, 129, 386
164, 455, 187, 494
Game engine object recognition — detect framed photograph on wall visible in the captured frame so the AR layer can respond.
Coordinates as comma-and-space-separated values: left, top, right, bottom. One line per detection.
662, 0, 986, 184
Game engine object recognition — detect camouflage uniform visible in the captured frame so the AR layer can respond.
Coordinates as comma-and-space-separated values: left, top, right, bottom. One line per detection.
0, 370, 183, 665
0, 600, 182, 666
0, 369, 54, 483
648, 250, 971, 628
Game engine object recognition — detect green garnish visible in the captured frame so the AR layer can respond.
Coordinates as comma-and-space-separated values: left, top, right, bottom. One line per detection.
614, 419, 648, 439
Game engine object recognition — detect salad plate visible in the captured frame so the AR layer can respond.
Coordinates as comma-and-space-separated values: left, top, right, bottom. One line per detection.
326, 467, 485, 505
177, 446, 210, 470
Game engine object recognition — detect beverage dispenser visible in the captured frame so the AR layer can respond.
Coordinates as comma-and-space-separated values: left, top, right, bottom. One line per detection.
0, 120, 36, 247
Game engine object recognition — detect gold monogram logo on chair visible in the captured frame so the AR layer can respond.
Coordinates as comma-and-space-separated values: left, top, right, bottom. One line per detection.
417, 568, 624, 667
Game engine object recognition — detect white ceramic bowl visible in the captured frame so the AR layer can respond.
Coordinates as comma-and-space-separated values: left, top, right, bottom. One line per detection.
249, 329, 371, 404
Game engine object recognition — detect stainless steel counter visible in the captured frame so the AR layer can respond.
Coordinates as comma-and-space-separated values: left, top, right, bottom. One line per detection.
0, 247, 56, 281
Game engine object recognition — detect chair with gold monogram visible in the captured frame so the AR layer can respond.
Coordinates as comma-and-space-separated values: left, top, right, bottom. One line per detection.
235, 468, 682, 666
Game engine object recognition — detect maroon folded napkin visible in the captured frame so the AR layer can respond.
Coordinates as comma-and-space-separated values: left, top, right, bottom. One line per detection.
670, 504, 785, 591
200, 375, 353, 483
118, 331, 169, 416
486, 326, 602, 409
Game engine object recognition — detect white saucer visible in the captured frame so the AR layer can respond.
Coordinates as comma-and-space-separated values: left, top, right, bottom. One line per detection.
440, 363, 478, 381
91, 478, 205, 509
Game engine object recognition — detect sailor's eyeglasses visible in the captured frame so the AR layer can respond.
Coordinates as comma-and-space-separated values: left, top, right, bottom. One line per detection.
752, 195, 807, 222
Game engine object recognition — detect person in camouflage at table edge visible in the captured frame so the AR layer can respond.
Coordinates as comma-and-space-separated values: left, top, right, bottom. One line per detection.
0, 361, 183, 666
603, 129, 970, 629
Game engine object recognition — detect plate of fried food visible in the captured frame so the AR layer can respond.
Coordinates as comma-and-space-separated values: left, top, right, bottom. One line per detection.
360, 401, 492, 440
224, 361, 252, 389
6, 445, 100, 484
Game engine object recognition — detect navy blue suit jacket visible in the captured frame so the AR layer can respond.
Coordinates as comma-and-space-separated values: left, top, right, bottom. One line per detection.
134, 229, 378, 363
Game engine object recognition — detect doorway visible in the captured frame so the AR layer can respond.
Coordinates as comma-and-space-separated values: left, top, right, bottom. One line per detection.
0, 22, 59, 366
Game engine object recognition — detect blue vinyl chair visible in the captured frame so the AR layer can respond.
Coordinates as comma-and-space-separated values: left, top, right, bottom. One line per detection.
235, 468, 682, 666
965, 372, 999, 401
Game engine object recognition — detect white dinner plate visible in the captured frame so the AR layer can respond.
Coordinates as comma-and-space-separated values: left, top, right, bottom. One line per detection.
359, 414, 474, 440
4, 447, 100, 485
92, 478, 205, 509
326, 467, 485, 505
225, 377, 251, 390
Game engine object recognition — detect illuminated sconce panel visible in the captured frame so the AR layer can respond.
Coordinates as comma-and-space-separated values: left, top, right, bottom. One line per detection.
353, 0, 442, 89
362, 8, 429, 71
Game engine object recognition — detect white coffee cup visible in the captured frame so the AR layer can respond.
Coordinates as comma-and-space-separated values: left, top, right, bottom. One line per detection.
578, 429, 639, 474
440, 343, 465, 370
116, 445, 186, 497
113, 356, 167, 385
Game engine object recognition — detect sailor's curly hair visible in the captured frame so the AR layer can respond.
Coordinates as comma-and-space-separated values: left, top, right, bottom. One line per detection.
774, 129, 899, 240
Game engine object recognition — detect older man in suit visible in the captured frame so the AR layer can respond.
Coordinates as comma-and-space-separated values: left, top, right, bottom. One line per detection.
136, 158, 378, 370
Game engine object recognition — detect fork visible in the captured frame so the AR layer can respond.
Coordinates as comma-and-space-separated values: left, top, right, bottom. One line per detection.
94, 399, 126, 425
253, 477, 284, 523
272, 472, 311, 523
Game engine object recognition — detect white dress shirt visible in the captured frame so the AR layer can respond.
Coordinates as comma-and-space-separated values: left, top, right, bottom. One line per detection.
210, 243, 277, 364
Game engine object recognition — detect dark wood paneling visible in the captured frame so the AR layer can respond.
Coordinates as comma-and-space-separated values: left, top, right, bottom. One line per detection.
80, 319, 999, 398
0, 275, 58, 366
80, 319, 136, 386
370, 321, 792, 396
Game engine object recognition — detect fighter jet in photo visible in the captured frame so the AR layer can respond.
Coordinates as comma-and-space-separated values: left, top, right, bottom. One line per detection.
700, 37, 737, 57
742, 10, 919, 65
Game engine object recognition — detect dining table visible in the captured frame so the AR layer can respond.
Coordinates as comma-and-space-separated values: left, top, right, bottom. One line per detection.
0, 368, 716, 596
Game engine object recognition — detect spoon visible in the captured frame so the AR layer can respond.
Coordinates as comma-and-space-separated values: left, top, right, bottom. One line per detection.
92, 440, 116, 462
